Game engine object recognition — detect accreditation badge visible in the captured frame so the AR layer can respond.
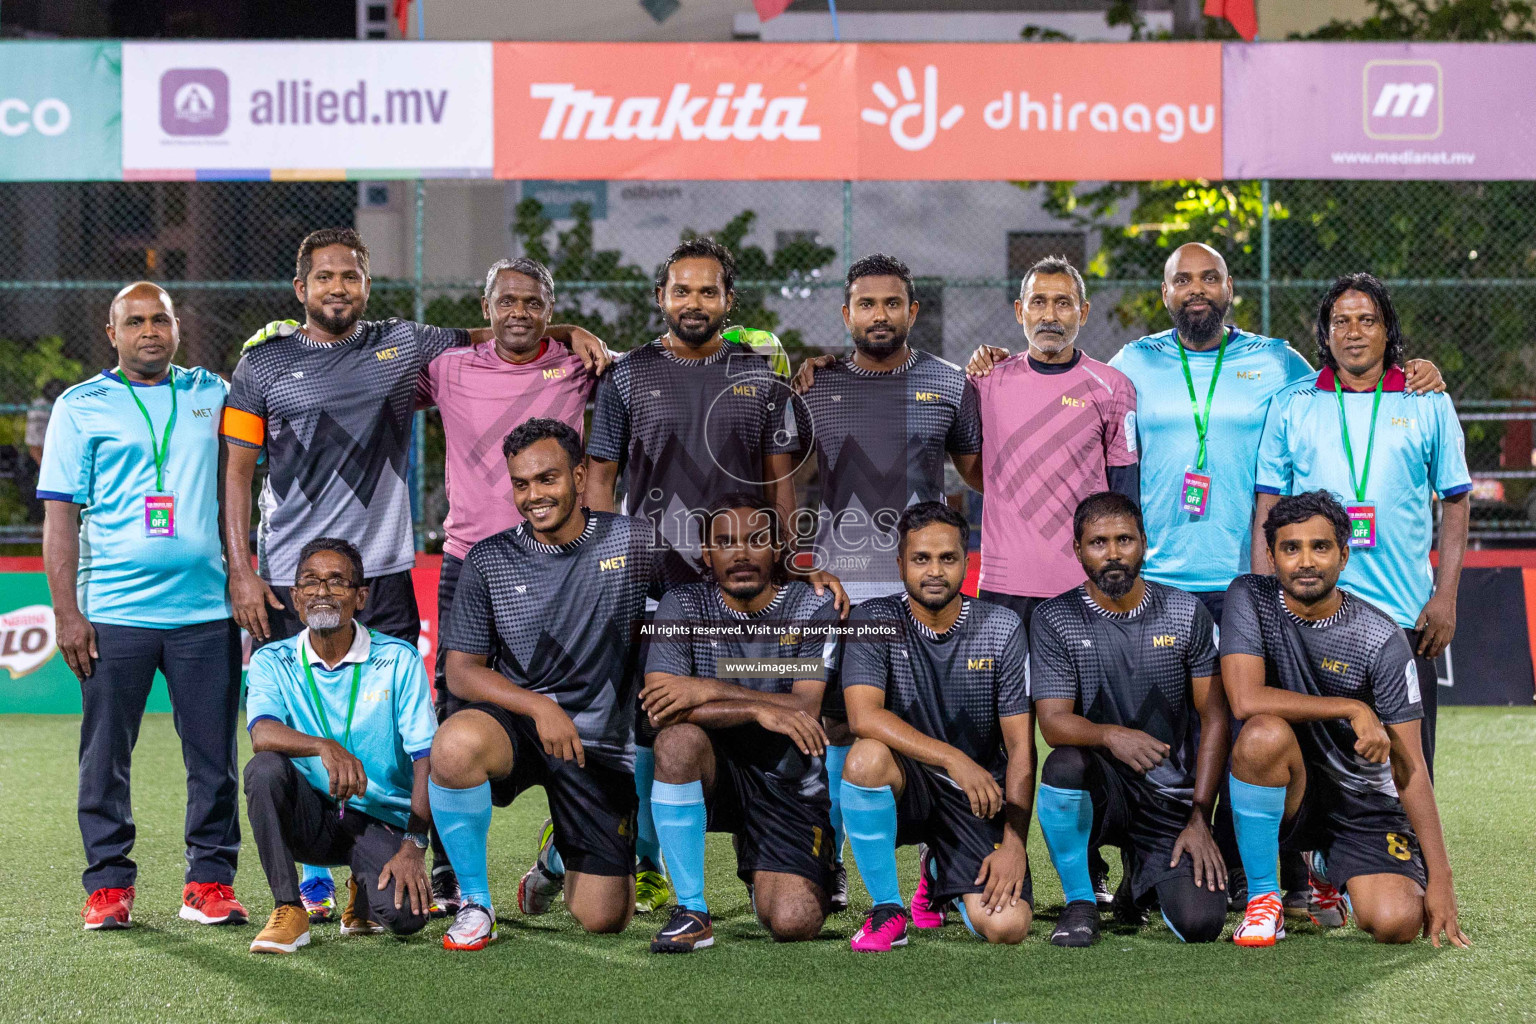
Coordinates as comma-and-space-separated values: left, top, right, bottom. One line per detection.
1180, 471, 1211, 516
144, 493, 176, 538
1346, 503, 1376, 548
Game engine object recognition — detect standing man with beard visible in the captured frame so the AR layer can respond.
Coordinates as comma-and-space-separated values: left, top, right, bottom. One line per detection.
1031, 493, 1229, 947
583, 237, 844, 913
785, 253, 984, 909
221, 229, 609, 921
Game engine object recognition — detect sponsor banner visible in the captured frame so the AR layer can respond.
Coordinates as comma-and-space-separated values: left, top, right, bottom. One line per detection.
1222, 42, 1536, 180
122, 42, 494, 179
854, 42, 1222, 180
494, 42, 1221, 181
0, 42, 122, 181
495, 43, 857, 180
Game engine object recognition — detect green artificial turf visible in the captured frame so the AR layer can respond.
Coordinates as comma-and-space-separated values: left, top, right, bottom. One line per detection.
1, 707, 1533, 1024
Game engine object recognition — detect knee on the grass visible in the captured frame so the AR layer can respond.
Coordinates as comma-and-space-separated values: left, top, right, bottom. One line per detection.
366, 885, 429, 936
1164, 900, 1226, 944
1230, 714, 1296, 775
840, 739, 897, 788
966, 901, 1032, 945
759, 895, 825, 942
652, 723, 711, 781
1355, 899, 1424, 944
1040, 746, 1092, 791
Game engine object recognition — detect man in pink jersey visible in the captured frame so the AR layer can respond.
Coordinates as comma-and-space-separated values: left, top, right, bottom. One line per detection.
414, 256, 595, 912
968, 256, 1139, 632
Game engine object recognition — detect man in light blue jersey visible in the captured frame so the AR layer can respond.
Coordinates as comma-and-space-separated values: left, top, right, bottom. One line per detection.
1105, 244, 1442, 620
244, 537, 437, 954
40, 282, 247, 932
1253, 273, 1469, 776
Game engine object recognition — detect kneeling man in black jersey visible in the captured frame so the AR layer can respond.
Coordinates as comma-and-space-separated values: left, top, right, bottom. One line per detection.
1223, 490, 1467, 949
1032, 492, 1230, 947
643, 494, 842, 953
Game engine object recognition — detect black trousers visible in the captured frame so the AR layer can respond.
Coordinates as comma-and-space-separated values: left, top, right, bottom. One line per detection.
256, 569, 421, 648
243, 751, 427, 935
78, 618, 242, 893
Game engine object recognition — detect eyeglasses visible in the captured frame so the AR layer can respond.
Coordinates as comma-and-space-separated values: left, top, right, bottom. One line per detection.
293, 576, 360, 595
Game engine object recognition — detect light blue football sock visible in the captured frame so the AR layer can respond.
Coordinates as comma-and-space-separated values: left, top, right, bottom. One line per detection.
1037, 784, 1095, 905
634, 746, 664, 869
651, 780, 707, 912
429, 780, 493, 908
300, 863, 331, 885
1229, 775, 1287, 899
825, 744, 850, 865
841, 781, 902, 908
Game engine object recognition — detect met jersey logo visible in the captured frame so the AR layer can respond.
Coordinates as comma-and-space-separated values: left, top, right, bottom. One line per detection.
1061, 395, 1086, 408
1152, 634, 1176, 648
732, 384, 758, 397
543, 367, 568, 380
1320, 657, 1350, 674
374, 346, 401, 361
1391, 416, 1417, 428
190, 407, 212, 418
779, 632, 802, 646
599, 555, 628, 571
967, 657, 994, 671
915, 391, 941, 402
361, 688, 391, 703
1236, 370, 1262, 380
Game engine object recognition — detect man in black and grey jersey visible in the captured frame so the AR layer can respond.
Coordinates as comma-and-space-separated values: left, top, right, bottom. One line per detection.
640, 493, 842, 953
837, 503, 1034, 952
1222, 490, 1467, 949
783, 252, 984, 912
425, 419, 694, 952
1031, 492, 1229, 947
584, 236, 845, 911
221, 227, 611, 651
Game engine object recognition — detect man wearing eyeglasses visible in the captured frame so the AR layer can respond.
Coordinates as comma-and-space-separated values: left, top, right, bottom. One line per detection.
243, 537, 438, 954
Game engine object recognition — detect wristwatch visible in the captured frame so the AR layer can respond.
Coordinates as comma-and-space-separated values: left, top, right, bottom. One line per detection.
403, 831, 429, 850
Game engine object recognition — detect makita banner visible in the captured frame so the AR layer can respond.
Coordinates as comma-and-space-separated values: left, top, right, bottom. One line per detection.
494, 42, 1222, 181
1223, 42, 1536, 180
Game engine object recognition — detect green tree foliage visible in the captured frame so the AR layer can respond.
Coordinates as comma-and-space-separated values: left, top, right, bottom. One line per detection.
1031, 0, 1536, 408
509, 198, 837, 359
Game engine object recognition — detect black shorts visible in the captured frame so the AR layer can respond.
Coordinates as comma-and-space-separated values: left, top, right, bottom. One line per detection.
1281, 772, 1426, 893
1076, 749, 1193, 901
258, 569, 421, 649
465, 701, 637, 877
707, 726, 836, 891
892, 751, 1033, 908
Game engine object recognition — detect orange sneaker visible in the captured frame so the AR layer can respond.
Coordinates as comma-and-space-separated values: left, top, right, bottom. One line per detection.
1233, 892, 1287, 947
82, 886, 135, 930
180, 882, 249, 925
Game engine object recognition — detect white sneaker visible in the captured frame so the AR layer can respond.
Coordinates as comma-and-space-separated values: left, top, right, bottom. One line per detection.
442, 902, 497, 951
1233, 893, 1287, 947
518, 819, 565, 916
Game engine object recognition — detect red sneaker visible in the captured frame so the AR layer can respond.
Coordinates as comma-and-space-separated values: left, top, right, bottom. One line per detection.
180, 882, 249, 925
82, 887, 135, 930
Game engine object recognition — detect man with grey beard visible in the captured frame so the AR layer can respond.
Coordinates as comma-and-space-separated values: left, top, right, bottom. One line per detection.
243, 537, 438, 954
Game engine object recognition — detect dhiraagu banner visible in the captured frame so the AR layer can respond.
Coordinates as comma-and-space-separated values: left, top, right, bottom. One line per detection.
0, 41, 122, 181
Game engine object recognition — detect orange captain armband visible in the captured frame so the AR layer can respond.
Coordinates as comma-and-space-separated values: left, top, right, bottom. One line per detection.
220, 407, 266, 446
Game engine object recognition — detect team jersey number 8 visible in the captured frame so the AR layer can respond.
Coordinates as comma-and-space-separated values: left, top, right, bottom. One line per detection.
1386, 832, 1412, 861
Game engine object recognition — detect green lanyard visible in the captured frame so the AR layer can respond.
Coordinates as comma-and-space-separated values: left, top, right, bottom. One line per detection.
299, 639, 363, 753
118, 367, 178, 491
1333, 370, 1386, 503
1175, 328, 1228, 473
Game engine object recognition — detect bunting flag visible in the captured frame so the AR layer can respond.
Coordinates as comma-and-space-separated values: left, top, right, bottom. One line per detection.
1205, 0, 1257, 40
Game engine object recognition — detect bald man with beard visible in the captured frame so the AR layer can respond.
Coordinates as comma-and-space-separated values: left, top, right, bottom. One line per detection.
41, 282, 249, 931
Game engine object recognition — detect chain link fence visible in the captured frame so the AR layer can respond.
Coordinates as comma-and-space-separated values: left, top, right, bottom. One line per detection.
1, 177, 1532, 545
